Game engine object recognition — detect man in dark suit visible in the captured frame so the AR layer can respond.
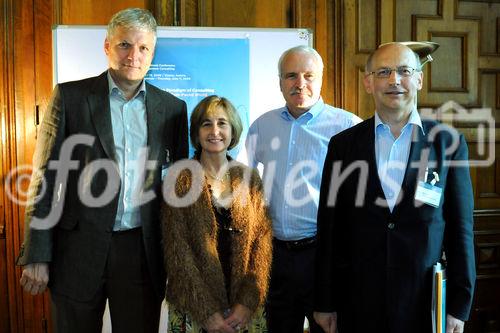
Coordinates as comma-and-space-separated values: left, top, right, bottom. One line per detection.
16, 8, 188, 333
313, 43, 475, 333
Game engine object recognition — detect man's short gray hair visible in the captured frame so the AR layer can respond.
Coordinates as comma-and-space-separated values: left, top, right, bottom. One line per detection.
107, 8, 157, 39
278, 45, 324, 77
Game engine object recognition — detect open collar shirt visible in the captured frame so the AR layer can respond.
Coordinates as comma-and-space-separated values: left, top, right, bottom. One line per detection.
246, 98, 361, 240
374, 108, 424, 212
108, 72, 148, 231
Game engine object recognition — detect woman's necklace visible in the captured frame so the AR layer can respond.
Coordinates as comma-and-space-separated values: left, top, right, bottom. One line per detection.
205, 169, 229, 182
205, 167, 231, 207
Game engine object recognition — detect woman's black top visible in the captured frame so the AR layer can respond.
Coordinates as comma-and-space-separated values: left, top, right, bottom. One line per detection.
212, 199, 233, 301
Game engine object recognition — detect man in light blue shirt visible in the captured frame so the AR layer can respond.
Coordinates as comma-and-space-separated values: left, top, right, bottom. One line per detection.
246, 45, 360, 333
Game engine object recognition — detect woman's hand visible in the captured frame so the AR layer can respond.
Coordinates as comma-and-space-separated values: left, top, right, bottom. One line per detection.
204, 312, 236, 333
224, 304, 252, 331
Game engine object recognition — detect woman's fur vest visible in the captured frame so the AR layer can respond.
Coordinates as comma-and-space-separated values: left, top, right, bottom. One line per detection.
161, 160, 272, 325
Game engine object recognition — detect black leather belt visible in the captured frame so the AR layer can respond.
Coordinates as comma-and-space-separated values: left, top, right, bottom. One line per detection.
273, 236, 317, 251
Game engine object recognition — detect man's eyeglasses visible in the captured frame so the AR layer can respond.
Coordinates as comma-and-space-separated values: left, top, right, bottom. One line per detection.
366, 66, 420, 78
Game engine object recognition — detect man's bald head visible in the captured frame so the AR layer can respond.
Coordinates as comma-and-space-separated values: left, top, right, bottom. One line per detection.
365, 43, 421, 73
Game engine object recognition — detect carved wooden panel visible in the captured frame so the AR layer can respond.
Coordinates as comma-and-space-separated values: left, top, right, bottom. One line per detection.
58, 0, 148, 24
1, 0, 11, 330
471, 212, 500, 333
192, 0, 291, 27
178, 0, 201, 26
394, 0, 439, 41
341, 0, 500, 111
428, 33, 467, 92
155, 1, 293, 37
413, 1, 489, 106
341, 0, 379, 119
10, 0, 41, 331
356, 0, 379, 53
292, 0, 334, 107
0, 239, 8, 333
153, 0, 174, 26
9, 0, 56, 332
155, 0, 205, 26
471, 71, 500, 210
457, 0, 500, 55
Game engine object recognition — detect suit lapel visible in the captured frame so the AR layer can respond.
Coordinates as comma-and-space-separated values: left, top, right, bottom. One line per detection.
354, 117, 390, 216
357, 118, 391, 216
88, 71, 118, 164
145, 83, 163, 166
392, 123, 430, 217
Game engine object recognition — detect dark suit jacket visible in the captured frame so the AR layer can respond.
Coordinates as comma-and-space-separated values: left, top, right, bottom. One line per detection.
314, 117, 475, 333
17, 71, 188, 302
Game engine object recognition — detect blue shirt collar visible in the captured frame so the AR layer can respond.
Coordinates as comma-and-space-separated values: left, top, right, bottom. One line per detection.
280, 97, 324, 123
374, 108, 424, 135
107, 71, 146, 99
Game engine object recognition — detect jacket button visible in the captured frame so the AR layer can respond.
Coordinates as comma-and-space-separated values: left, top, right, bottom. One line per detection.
388, 222, 395, 230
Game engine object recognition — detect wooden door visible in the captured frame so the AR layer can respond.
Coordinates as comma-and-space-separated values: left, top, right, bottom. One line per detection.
2, 1, 55, 332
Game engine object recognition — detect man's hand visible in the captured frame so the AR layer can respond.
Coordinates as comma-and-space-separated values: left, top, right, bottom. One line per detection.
446, 314, 464, 333
204, 311, 236, 333
20, 263, 49, 295
314, 311, 337, 333
225, 303, 252, 331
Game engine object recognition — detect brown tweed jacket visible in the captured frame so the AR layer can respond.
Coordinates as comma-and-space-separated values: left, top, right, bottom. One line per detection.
161, 161, 272, 324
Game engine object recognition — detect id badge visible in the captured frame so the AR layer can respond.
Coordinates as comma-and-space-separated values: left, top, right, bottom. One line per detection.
415, 181, 443, 208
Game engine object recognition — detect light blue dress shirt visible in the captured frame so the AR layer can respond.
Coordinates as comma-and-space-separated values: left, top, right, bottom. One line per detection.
246, 98, 361, 240
374, 109, 424, 212
108, 73, 148, 231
